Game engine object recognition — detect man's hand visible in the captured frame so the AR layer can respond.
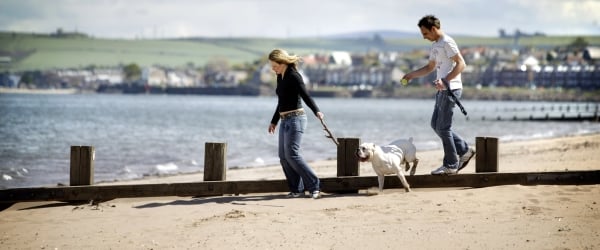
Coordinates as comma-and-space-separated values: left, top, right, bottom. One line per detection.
434, 79, 446, 91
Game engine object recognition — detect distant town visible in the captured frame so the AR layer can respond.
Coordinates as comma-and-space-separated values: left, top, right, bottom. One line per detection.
0, 30, 598, 100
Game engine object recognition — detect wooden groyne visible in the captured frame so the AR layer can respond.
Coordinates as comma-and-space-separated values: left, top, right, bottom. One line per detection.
477, 103, 599, 122
1, 137, 599, 204
2, 171, 599, 203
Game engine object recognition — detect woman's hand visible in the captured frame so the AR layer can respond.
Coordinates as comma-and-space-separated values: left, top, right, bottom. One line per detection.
268, 123, 277, 134
316, 112, 324, 120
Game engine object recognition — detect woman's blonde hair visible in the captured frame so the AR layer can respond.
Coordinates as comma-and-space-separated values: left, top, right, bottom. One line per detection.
268, 49, 300, 69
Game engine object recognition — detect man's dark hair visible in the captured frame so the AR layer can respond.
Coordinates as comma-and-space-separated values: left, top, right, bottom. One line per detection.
418, 15, 441, 30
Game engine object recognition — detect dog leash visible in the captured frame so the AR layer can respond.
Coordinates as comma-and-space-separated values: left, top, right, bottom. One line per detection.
402, 78, 467, 116
441, 79, 468, 116
319, 118, 339, 146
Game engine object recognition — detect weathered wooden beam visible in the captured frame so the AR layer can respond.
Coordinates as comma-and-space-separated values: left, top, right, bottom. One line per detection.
475, 137, 498, 172
204, 142, 227, 181
337, 138, 360, 177
1, 170, 599, 203
336, 137, 361, 193
70, 146, 94, 186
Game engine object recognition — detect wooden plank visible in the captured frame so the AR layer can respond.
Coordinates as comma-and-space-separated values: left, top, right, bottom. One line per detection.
475, 137, 498, 173
69, 146, 94, 186
336, 138, 360, 177
485, 137, 499, 172
336, 138, 360, 193
336, 138, 347, 176
80, 146, 94, 185
475, 138, 484, 172
204, 142, 227, 181
69, 146, 80, 186
1, 170, 599, 203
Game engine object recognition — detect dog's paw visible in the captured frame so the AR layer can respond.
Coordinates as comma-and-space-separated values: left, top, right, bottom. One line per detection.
365, 187, 380, 196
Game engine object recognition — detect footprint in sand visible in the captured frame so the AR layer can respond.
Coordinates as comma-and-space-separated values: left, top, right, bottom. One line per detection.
224, 209, 247, 219
192, 209, 250, 227
522, 206, 543, 215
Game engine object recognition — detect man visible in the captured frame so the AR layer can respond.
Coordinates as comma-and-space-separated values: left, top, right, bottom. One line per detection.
401, 15, 475, 175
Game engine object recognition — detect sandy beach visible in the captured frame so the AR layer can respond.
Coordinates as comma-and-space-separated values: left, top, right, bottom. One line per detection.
1, 133, 599, 249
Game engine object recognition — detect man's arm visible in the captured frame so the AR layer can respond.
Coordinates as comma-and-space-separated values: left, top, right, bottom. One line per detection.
434, 53, 466, 91
444, 53, 466, 82
403, 60, 436, 81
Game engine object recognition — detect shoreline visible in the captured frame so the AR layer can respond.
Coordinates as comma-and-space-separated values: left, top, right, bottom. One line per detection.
0, 87, 79, 95
3, 86, 600, 102
3, 132, 598, 189
107, 132, 600, 185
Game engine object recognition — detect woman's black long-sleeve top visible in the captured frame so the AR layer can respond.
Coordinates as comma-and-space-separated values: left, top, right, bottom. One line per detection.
270, 66, 320, 125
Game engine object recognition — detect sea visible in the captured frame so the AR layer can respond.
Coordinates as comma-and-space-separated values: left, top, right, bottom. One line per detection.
1, 93, 599, 189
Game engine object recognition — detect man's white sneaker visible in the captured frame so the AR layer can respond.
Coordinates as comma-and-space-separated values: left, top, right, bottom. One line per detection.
431, 166, 458, 175
311, 191, 321, 199
458, 147, 475, 171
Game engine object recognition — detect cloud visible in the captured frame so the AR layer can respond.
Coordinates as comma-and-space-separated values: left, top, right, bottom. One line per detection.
0, 0, 598, 38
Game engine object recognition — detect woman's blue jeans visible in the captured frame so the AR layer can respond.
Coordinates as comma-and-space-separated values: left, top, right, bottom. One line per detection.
278, 114, 320, 193
431, 89, 469, 169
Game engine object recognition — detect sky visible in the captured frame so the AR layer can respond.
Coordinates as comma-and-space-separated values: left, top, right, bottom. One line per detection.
0, 0, 598, 39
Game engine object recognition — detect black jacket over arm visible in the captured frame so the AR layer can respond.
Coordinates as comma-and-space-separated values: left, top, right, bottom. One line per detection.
270, 66, 320, 125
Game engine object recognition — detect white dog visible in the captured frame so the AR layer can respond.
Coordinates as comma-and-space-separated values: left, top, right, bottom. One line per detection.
355, 138, 419, 192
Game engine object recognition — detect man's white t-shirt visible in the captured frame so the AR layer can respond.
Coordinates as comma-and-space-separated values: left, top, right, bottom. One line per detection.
429, 34, 462, 90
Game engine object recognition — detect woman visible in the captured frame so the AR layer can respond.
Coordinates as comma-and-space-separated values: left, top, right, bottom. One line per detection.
267, 49, 324, 199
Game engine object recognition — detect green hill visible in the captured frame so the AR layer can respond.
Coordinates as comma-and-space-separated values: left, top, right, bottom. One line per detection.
1, 32, 598, 71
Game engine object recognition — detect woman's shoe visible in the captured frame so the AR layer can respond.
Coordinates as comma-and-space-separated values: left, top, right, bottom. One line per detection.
286, 192, 302, 198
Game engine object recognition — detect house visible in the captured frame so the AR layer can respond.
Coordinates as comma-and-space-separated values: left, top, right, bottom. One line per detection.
329, 51, 352, 67
89, 69, 123, 85
583, 46, 600, 63
143, 67, 167, 87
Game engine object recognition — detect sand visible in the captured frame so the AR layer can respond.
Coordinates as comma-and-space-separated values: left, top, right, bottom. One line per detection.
1, 133, 599, 249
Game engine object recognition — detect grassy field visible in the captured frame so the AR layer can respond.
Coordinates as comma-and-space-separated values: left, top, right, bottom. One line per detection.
1, 32, 598, 71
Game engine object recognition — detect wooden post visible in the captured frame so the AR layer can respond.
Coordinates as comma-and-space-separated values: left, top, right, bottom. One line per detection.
70, 146, 94, 186
475, 137, 498, 173
204, 142, 227, 181
337, 138, 360, 177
